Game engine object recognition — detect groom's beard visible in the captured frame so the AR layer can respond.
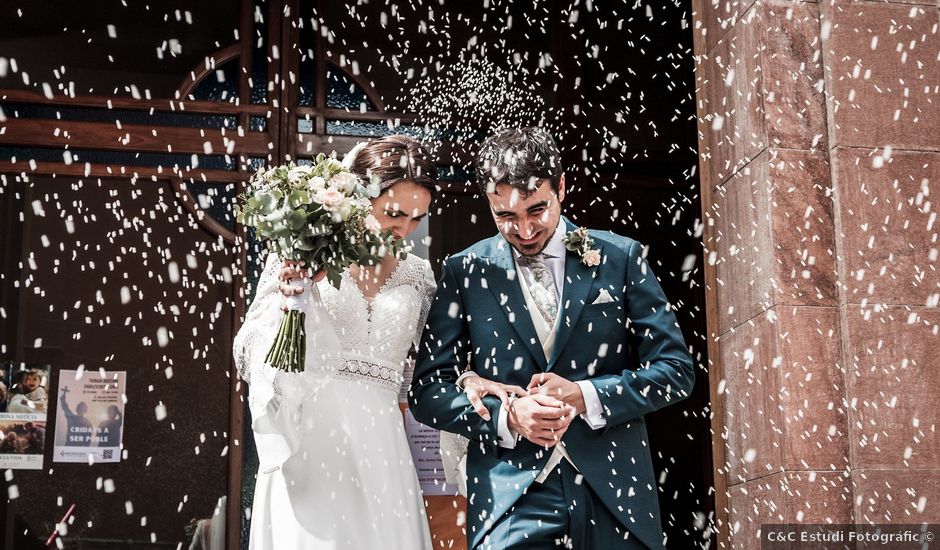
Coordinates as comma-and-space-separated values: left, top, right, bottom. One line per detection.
515, 243, 545, 256
509, 231, 550, 257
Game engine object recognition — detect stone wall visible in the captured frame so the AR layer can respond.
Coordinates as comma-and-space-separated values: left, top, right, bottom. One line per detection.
692, 0, 938, 547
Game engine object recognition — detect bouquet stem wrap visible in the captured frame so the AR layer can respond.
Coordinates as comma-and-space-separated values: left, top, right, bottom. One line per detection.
265, 279, 312, 373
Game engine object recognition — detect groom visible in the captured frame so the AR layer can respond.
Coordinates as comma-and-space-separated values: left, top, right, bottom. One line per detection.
409, 127, 694, 549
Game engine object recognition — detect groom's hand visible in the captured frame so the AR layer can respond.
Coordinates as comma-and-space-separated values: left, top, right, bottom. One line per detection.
507, 394, 577, 448
527, 372, 587, 415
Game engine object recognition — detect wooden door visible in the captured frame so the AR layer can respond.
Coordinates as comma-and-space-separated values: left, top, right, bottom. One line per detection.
0, 1, 475, 548
2, 1, 711, 548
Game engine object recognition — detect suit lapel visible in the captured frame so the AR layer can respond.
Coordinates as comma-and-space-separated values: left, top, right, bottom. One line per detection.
548, 220, 600, 369
478, 239, 547, 370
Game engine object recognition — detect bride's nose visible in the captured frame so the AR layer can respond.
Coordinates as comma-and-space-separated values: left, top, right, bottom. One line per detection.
391, 220, 408, 238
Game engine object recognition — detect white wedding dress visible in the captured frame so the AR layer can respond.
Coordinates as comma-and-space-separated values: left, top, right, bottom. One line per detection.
233, 252, 436, 550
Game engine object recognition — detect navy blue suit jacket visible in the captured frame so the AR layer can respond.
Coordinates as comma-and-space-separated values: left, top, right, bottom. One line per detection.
409, 217, 694, 549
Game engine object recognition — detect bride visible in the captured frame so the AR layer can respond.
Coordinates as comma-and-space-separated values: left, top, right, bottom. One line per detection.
233, 135, 520, 549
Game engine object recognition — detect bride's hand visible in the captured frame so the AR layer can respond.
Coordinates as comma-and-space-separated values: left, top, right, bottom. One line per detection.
279, 260, 326, 298
463, 376, 528, 422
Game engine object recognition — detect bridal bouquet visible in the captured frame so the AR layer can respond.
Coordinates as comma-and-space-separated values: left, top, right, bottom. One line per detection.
236, 154, 399, 372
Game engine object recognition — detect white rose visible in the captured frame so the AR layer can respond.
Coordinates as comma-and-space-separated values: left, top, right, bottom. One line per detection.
288, 165, 312, 185
582, 249, 601, 267
331, 171, 360, 194
259, 168, 276, 187
335, 198, 357, 221
324, 158, 345, 173
315, 188, 345, 210
364, 214, 382, 232
308, 176, 326, 191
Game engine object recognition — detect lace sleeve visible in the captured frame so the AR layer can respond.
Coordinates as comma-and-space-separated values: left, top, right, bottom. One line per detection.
232, 251, 282, 392
232, 251, 344, 450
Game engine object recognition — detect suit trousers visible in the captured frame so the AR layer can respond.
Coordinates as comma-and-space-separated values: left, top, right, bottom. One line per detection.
477, 460, 654, 550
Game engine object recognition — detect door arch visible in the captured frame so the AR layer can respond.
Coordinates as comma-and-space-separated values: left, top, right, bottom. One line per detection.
0, 1, 712, 548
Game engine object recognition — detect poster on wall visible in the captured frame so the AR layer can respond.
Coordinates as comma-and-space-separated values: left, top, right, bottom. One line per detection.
403, 410, 458, 496
0, 362, 50, 470
399, 359, 457, 496
53, 369, 126, 464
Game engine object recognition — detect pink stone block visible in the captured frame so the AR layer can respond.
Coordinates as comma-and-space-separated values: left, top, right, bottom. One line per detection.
845, 306, 940, 469
834, 148, 940, 306
821, 2, 940, 150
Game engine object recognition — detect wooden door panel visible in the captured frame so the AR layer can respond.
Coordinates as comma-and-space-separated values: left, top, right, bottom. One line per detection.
2, 174, 234, 545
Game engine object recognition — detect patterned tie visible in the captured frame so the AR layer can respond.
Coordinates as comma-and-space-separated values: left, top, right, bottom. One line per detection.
522, 253, 558, 326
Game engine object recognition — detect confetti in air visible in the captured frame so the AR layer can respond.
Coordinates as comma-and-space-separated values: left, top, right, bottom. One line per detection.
0, 0, 936, 547
404, 52, 547, 141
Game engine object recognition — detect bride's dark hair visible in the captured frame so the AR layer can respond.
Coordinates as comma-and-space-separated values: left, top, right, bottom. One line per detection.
347, 135, 439, 200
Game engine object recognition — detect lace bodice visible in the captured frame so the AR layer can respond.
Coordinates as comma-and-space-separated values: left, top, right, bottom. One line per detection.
233, 251, 436, 403
237, 252, 438, 548
318, 254, 436, 371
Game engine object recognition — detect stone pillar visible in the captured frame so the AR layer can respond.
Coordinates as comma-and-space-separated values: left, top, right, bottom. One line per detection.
693, 0, 938, 547
820, 0, 940, 530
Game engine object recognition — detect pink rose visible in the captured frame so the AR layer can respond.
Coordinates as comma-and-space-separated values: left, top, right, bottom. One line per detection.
316, 188, 345, 210
582, 249, 601, 267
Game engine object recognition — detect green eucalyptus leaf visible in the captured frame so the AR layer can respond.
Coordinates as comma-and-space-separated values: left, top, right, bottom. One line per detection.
288, 209, 307, 230
289, 189, 311, 208
326, 269, 342, 289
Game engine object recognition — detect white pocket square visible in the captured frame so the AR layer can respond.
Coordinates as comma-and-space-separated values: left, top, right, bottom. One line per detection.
591, 289, 615, 305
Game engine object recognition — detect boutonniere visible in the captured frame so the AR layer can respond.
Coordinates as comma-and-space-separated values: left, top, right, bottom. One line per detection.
562, 227, 601, 267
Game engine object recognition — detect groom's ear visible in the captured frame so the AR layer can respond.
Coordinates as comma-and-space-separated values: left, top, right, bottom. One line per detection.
557, 174, 566, 203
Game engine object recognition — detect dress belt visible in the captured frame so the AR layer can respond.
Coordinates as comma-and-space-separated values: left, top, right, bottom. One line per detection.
334, 359, 403, 393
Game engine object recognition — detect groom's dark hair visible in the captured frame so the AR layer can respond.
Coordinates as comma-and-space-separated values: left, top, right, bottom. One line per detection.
474, 127, 562, 195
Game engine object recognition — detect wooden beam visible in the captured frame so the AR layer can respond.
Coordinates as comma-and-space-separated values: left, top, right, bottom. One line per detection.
226, 2, 257, 547
0, 174, 25, 371
236, 0, 254, 133
306, 107, 418, 124
0, 160, 246, 183
226, 225, 249, 550
314, 0, 328, 136
291, 134, 473, 166
226, 216, 249, 550
691, 0, 728, 540
293, 133, 368, 156
0, 118, 271, 156
0, 89, 270, 116
279, 0, 300, 162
